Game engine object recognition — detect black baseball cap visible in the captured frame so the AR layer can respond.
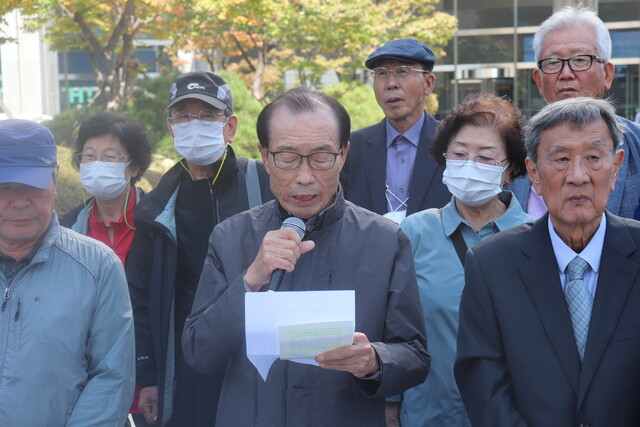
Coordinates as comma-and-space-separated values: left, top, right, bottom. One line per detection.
167, 71, 233, 113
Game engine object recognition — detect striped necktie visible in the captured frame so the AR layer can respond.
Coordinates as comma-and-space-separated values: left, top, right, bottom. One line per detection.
564, 256, 592, 363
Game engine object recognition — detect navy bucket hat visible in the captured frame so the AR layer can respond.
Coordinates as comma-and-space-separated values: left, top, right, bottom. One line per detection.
0, 119, 57, 190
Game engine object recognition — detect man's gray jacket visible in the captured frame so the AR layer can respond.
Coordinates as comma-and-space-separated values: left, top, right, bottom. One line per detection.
0, 215, 134, 426
182, 191, 429, 427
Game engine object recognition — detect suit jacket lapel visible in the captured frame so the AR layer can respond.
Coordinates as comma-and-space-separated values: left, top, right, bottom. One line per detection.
362, 120, 388, 214
578, 212, 639, 406
519, 215, 581, 395
407, 114, 439, 215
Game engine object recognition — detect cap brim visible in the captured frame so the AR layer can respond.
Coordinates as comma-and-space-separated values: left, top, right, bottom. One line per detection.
365, 54, 433, 69
166, 93, 228, 111
0, 167, 54, 190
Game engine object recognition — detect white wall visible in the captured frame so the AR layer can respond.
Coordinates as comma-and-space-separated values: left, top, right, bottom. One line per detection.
1, 10, 59, 120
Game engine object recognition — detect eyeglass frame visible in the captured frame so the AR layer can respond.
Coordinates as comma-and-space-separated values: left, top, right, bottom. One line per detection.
266, 148, 344, 171
537, 54, 605, 75
77, 153, 130, 164
369, 65, 430, 80
443, 151, 508, 166
168, 109, 229, 128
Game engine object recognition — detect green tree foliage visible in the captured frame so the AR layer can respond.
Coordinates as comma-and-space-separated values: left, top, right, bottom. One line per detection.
183, 0, 457, 101
3, 0, 190, 111
321, 82, 384, 132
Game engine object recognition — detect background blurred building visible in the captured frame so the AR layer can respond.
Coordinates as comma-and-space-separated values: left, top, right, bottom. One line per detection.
1, 0, 638, 121
431, 0, 639, 119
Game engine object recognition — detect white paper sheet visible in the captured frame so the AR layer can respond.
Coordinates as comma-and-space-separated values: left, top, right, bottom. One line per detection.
245, 290, 355, 381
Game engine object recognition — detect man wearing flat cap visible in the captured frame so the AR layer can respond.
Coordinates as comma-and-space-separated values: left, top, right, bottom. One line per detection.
127, 71, 273, 426
341, 38, 450, 223
0, 120, 134, 425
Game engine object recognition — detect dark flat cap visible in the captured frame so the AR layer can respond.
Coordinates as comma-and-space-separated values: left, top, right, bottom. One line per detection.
365, 39, 436, 71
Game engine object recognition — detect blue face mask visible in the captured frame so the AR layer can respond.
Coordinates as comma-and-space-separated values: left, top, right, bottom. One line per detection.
442, 159, 509, 207
172, 120, 228, 166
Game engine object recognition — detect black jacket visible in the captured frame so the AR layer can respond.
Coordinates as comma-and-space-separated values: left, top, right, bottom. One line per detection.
126, 148, 273, 425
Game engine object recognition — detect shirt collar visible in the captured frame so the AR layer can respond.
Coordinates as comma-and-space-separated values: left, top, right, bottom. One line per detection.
385, 112, 425, 148
548, 213, 606, 274
441, 191, 531, 236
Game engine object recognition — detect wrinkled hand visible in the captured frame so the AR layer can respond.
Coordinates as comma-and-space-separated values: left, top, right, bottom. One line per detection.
315, 332, 380, 378
138, 386, 158, 425
245, 227, 315, 291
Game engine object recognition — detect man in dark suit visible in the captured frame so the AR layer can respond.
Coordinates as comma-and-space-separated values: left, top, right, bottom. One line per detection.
455, 96, 640, 426
340, 39, 450, 223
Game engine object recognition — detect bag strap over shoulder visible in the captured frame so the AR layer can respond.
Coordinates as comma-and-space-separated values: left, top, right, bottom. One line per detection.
245, 158, 262, 208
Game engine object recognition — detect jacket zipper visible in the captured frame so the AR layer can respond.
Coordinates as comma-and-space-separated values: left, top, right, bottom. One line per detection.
1, 286, 8, 312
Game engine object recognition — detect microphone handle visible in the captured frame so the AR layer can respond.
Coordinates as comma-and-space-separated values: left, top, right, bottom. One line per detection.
268, 268, 286, 291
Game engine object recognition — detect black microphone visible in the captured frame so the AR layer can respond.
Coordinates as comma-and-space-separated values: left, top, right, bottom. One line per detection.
268, 217, 306, 290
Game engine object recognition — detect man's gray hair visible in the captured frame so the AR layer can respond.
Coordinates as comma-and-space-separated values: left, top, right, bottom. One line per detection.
525, 97, 624, 163
533, 5, 611, 62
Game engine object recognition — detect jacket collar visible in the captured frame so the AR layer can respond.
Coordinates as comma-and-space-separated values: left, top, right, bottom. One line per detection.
136, 146, 238, 224
276, 186, 346, 235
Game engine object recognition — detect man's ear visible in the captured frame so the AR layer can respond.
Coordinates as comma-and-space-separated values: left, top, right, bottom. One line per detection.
525, 157, 542, 195
259, 144, 270, 174
224, 115, 238, 143
532, 68, 544, 97
167, 117, 174, 137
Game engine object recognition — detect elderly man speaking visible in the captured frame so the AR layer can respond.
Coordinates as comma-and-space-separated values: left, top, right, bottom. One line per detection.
0, 120, 134, 425
182, 88, 429, 427
455, 97, 640, 426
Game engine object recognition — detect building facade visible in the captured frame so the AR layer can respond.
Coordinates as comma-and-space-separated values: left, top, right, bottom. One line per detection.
431, 0, 640, 119
1, 1, 638, 121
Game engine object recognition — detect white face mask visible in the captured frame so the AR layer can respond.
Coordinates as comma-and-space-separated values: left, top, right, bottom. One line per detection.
80, 161, 130, 201
172, 120, 228, 166
442, 159, 508, 207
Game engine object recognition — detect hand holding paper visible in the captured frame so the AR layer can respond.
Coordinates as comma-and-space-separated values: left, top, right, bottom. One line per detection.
245, 290, 355, 381
315, 332, 380, 378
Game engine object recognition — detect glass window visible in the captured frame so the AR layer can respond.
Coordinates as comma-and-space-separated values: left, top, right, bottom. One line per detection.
432, 71, 455, 119
599, 0, 640, 22
520, 34, 535, 62
611, 30, 640, 59
442, 0, 514, 29
515, 69, 545, 119
439, 39, 455, 66
458, 35, 514, 63
607, 65, 640, 120
517, 3, 553, 26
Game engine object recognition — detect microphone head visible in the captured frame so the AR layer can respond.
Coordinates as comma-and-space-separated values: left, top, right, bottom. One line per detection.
282, 217, 306, 239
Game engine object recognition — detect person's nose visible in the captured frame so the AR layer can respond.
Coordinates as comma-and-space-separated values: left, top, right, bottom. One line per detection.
565, 157, 590, 185
558, 61, 577, 80
385, 72, 400, 89
295, 157, 316, 185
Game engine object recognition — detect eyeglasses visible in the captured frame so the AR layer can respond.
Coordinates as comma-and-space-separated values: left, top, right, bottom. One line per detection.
443, 151, 508, 166
267, 149, 343, 171
370, 66, 430, 80
537, 55, 605, 75
169, 109, 227, 128
77, 153, 129, 163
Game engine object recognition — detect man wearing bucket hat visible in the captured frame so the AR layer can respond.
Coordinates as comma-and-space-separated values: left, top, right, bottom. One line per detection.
340, 39, 450, 224
0, 120, 134, 426
127, 71, 273, 426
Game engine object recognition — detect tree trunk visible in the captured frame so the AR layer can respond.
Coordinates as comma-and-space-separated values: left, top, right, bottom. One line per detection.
251, 44, 267, 101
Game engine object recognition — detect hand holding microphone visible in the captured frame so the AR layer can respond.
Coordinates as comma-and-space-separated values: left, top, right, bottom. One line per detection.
245, 217, 315, 292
